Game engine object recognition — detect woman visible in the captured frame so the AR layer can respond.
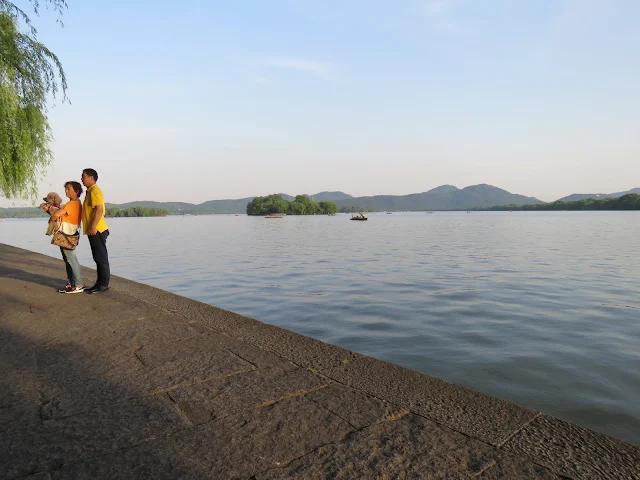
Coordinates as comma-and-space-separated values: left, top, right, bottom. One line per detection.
50, 181, 85, 293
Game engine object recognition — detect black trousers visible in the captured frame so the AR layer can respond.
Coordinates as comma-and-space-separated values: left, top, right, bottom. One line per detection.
88, 229, 110, 286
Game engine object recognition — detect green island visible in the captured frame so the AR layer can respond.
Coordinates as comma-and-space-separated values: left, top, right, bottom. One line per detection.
246, 194, 338, 215
471, 194, 640, 211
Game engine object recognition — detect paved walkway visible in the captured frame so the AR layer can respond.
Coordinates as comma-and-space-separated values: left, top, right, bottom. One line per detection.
1, 243, 638, 479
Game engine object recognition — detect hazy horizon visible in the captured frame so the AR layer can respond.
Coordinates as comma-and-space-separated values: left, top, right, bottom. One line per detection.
3, 183, 640, 208
2, 0, 638, 207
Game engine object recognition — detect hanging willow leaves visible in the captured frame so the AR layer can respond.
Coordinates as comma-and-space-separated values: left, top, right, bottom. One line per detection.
0, 1, 67, 199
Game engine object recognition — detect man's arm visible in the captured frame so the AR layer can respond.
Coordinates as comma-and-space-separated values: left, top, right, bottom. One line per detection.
88, 204, 103, 234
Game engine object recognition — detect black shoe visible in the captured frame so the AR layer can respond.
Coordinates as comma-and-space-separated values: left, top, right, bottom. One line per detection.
87, 285, 109, 294
84, 284, 98, 293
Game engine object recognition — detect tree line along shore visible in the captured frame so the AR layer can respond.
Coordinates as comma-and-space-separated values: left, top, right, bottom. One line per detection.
2, 193, 639, 219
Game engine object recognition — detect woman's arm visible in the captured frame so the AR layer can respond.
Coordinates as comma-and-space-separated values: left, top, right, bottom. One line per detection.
51, 207, 67, 219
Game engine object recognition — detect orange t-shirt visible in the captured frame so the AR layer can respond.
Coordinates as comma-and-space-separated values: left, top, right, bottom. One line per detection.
60, 199, 82, 235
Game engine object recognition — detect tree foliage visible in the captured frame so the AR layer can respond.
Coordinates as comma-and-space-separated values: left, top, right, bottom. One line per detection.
478, 194, 640, 211
0, 205, 45, 217
106, 207, 168, 218
339, 205, 376, 213
0, 0, 67, 199
246, 194, 338, 215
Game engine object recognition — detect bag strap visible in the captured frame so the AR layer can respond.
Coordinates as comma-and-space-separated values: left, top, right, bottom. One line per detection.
51, 218, 62, 235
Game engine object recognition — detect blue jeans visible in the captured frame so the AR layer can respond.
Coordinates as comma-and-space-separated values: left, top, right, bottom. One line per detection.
60, 247, 83, 286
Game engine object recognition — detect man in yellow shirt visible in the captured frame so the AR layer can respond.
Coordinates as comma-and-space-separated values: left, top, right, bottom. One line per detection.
81, 168, 110, 293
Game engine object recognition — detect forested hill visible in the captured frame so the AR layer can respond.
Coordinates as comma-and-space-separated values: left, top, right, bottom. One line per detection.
101, 185, 541, 213
332, 184, 542, 211
476, 194, 640, 211
2, 185, 544, 216
557, 188, 640, 203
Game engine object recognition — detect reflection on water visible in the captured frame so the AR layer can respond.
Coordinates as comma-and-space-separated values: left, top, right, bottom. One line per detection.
2, 211, 639, 444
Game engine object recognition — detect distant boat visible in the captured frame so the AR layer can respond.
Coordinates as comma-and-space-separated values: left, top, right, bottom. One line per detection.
265, 214, 283, 218
350, 213, 368, 221
386, 212, 392, 214
328, 213, 336, 216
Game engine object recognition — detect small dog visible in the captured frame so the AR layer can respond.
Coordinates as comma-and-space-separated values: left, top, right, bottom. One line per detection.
39, 192, 63, 235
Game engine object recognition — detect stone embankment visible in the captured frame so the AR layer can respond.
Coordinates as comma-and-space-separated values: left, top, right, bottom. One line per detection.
1, 244, 638, 479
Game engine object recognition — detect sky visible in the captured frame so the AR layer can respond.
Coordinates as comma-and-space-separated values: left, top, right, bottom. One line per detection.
2, 0, 639, 206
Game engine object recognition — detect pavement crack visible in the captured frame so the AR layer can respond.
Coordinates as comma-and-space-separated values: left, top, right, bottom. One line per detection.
496, 411, 542, 448
305, 395, 358, 430
255, 437, 345, 474
132, 347, 147, 367
255, 383, 332, 409
469, 459, 498, 478
380, 409, 410, 423
37, 390, 48, 423
227, 348, 259, 369
322, 375, 516, 450
148, 366, 258, 395
165, 392, 193, 426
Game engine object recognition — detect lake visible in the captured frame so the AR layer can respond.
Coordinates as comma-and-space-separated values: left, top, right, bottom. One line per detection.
1, 211, 639, 445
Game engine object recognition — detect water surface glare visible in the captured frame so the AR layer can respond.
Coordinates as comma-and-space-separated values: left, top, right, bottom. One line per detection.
2, 211, 639, 444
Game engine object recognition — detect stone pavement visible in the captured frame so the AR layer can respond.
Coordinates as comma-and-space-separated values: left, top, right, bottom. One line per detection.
1, 243, 638, 479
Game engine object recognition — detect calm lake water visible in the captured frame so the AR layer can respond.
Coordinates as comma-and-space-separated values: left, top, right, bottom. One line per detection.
2, 211, 639, 445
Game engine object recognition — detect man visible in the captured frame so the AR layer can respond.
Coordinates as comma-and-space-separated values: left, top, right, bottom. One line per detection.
81, 168, 110, 293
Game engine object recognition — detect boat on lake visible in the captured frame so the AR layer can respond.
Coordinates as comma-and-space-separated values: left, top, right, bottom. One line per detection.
350, 213, 368, 221
265, 214, 284, 218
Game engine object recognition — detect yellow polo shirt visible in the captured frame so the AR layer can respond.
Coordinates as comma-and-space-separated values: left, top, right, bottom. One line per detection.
82, 184, 109, 234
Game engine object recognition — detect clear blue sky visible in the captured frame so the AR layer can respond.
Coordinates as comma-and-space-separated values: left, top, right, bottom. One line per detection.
4, 0, 639, 205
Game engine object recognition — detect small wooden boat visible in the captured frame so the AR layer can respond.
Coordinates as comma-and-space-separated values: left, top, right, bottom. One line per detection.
350, 214, 368, 221
265, 214, 283, 218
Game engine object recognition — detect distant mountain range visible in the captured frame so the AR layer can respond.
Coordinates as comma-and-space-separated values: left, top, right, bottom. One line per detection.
102, 184, 543, 214
5, 185, 638, 218
556, 188, 640, 203
331, 184, 542, 211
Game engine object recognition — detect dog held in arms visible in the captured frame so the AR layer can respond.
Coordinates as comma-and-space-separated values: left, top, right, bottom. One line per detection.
39, 192, 63, 235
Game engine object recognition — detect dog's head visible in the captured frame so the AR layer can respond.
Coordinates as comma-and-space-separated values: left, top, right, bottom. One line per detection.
42, 192, 63, 205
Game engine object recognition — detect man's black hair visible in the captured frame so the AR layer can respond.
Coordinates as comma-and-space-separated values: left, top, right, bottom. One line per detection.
82, 168, 98, 181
